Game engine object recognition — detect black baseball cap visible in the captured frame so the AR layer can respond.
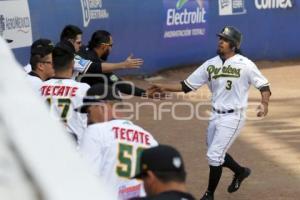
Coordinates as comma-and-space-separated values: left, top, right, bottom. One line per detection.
132, 145, 186, 179
31, 38, 54, 56
75, 83, 122, 113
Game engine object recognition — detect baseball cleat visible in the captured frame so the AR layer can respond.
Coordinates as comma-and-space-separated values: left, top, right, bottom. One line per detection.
227, 167, 251, 193
200, 191, 214, 200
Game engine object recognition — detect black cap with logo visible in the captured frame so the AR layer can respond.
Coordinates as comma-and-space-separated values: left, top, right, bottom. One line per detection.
75, 83, 122, 113
31, 38, 54, 57
132, 144, 186, 179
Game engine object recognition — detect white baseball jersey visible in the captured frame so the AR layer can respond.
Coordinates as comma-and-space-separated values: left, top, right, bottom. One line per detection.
79, 119, 158, 200
26, 73, 43, 94
40, 78, 90, 141
184, 54, 270, 166
24, 55, 92, 80
72, 54, 92, 79
184, 54, 269, 110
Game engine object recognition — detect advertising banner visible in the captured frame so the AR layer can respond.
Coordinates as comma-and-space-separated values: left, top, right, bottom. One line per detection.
6, 0, 300, 73
80, 0, 109, 27
218, 0, 247, 15
163, 0, 208, 40
254, 0, 293, 10
0, 0, 33, 49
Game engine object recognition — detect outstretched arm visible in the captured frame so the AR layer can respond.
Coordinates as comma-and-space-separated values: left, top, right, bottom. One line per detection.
151, 82, 182, 92
149, 81, 194, 93
116, 81, 146, 97
102, 54, 143, 72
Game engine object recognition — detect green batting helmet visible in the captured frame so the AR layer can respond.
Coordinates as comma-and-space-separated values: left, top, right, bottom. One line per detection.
217, 26, 242, 48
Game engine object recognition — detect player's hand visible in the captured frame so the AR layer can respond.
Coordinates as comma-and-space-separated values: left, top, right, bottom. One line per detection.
148, 84, 165, 95
149, 83, 166, 92
123, 54, 144, 69
256, 103, 268, 117
146, 85, 167, 99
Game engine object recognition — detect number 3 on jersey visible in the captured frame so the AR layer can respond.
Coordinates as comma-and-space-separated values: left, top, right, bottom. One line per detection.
116, 143, 145, 178
226, 80, 232, 90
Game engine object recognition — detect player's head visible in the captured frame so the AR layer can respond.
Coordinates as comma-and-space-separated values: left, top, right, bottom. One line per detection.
60, 25, 83, 53
52, 46, 75, 75
75, 83, 122, 122
88, 30, 112, 61
217, 26, 242, 56
56, 40, 76, 54
30, 38, 55, 80
132, 145, 187, 196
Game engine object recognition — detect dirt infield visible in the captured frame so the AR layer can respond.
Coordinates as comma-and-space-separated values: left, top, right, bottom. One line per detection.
125, 61, 300, 200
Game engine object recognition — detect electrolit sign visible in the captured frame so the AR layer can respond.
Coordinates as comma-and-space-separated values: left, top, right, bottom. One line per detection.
0, 0, 32, 48
80, 0, 109, 27
218, 0, 247, 16
163, 0, 208, 39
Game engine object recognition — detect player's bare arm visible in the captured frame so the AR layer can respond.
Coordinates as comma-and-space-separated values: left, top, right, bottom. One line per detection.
257, 86, 271, 117
102, 54, 144, 72
149, 82, 183, 92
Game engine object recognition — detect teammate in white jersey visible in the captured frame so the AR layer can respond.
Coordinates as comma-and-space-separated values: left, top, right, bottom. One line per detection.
149, 26, 271, 200
27, 39, 55, 93
76, 83, 158, 200
41, 46, 90, 142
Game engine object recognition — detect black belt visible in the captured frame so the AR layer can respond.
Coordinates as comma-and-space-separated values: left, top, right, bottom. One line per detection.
213, 107, 234, 114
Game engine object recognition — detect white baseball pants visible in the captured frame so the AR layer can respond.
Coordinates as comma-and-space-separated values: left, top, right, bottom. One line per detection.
206, 111, 245, 166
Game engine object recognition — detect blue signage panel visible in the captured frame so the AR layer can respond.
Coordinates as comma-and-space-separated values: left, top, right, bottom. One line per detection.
6, 0, 300, 74
154, 0, 210, 71
163, 0, 208, 40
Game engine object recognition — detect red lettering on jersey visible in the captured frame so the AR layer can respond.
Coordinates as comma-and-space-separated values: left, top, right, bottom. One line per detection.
138, 131, 144, 144
145, 134, 150, 145
45, 86, 52, 95
112, 126, 151, 145
132, 130, 139, 143
126, 129, 133, 142
41, 86, 47, 95
124, 129, 130, 142
41, 85, 79, 97
64, 86, 71, 96
71, 87, 78, 97
57, 86, 65, 96
120, 128, 126, 140
113, 127, 119, 139
53, 86, 60, 96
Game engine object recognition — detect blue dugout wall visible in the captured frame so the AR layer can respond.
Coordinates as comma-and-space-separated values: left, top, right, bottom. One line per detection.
9, 0, 300, 74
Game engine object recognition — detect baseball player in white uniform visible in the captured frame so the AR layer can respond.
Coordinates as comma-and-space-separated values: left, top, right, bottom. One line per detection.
40, 46, 90, 142
55, 39, 93, 80
23, 42, 92, 79
76, 83, 158, 200
149, 26, 271, 200
26, 39, 55, 93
